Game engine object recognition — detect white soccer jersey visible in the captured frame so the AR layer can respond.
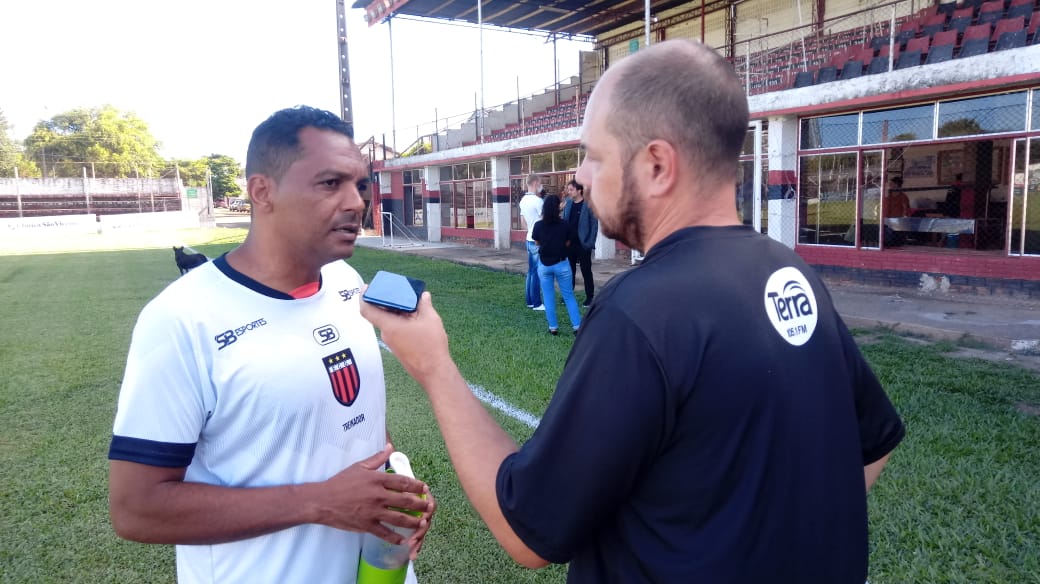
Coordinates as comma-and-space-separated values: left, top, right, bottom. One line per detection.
110, 256, 387, 584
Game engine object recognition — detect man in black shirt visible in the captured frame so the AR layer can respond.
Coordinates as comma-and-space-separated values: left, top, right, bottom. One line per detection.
362, 39, 904, 583
563, 180, 598, 306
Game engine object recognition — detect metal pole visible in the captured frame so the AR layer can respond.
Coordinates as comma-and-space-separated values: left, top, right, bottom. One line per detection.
888, 7, 896, 73
478, 0, 485, 142
553, 33, 559, 104
389, 17, 397, 154
14, 167, 22, 218
701, 0, 706, 43
83, 166, 92, 215
645, 0, 651, 46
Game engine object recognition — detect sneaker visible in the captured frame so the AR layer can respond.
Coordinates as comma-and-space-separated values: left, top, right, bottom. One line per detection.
527, 304, 535, 308
549, 328, 559, 336
582, 299, 592, 307
532, 305, 545, 311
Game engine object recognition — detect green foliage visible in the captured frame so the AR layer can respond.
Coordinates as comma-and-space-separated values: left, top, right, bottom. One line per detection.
22, 105, 165, 178
170, 158, 209, 187
0, 238, 1038, 583
206, 154, 242, 200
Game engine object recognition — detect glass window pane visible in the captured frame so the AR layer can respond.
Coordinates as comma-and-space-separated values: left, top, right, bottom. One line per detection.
554, 149, 578, 172
439, 184, 452, 227
937, 91, 1027, 138
440, 166, 453, 181
862, 104, 934, 144
741, 129, 756, 156
1032, 90, 1040, 131
798, 153, 858, 246
470, 161, 487, 179
800, 114, 859, 149
509, 157, 523, 176
454, 164, 469, 180
531, 152, 553, 173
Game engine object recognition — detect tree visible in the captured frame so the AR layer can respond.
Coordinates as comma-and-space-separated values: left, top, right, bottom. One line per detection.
22, 105, 165, 178
206, 154, 242, 201
938, 118, 984, 138
0, 109, 19, 177
171, 158, 209, 187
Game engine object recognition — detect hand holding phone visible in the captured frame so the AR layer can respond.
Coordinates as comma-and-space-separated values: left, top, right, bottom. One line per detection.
362, 271, 426, 313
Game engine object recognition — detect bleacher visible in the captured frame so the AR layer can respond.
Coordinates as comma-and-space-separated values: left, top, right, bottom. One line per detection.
787, 0, 1037, 89
484, 93, 591, 143
462, 0, 1038, 145
0, 193, 183, 218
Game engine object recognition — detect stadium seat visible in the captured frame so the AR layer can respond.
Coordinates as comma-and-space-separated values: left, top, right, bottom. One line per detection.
895, 28, 917, 48
961, 0, 985, 12
926, 43, 956, 63
995, 29, 1028, 49
840, 59, 864, 79
932, 29, 959, 49
958, 37, 991, 57
991, 16, 1025, 41
816, 66, 838, 84
962, 22, 993, 44
906, 36, 931, 54
1006, 3, 1033, 21
793, 71, 815, 88
868, 55, 891, 74
1031, 12, 1040, 40
948, 15, 973, 37
1009, 0, 1034, 8
922, 14, 948, 37
896, 50, 923, 69
937, 1, 958, 19
976, 1, 1005, 26
869, 35, 890, 51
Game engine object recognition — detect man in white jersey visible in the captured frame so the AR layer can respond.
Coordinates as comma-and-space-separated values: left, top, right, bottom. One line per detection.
518, 174, 544, 310
108, 106, 434, 583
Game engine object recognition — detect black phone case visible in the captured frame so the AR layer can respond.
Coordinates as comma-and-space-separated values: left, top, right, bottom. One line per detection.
362, 270, 425, 313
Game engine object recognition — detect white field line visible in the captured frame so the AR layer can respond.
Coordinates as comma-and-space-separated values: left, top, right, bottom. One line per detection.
378, 340, 540, 429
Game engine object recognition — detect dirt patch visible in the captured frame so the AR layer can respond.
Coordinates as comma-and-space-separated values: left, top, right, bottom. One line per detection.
1016, 402, 1040, 417
940, 347, 1040, 374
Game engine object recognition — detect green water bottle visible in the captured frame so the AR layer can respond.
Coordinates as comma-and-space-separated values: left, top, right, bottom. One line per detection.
357, 452, 423, 584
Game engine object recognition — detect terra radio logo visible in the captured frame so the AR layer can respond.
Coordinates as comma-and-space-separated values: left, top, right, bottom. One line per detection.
763, 267, 818, 347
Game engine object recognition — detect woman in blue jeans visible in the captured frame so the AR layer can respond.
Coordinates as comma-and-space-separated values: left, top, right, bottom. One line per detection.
532, 194, 582, 335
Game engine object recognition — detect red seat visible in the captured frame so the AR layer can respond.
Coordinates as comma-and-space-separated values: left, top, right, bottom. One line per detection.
962, 22, 993, 42
952, 6, 975, 20
931, 29, 959, 48
906, 36, 931, 54
992, 16, 1025, 41
1031, 11, 1040, 37
977, 0, 1005, 21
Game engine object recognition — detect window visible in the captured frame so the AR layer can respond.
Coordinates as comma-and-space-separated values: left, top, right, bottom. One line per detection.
402, 170, 424, 227
439, 161, 491, 229
862, 104, 934, 144
801, 113, 859, 150
937, 91, 1027, 138
798, 153, 858, 246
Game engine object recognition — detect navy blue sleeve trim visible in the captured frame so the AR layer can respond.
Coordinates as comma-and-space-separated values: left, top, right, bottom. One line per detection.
108, 435, 196, 468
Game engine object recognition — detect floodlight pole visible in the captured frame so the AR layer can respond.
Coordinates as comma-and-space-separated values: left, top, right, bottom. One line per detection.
389, 16, 398, 153
478, 0, 485, 142
645, 0, 651, 45
336, 0, 354, 126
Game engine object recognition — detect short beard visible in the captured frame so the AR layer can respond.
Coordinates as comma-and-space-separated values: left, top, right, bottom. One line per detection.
600, 157, 644, 252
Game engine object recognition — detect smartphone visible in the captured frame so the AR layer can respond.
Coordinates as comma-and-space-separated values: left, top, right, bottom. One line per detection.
362, 270, 426, 313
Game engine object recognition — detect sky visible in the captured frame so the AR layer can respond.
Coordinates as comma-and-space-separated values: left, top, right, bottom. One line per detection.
0, 0, 593, 163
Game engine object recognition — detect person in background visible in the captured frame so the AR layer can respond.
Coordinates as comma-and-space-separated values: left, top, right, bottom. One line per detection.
519, 174, 545, 311
563, 179, 598, 307
532, 194, 583, 335
883, 176, 910, 247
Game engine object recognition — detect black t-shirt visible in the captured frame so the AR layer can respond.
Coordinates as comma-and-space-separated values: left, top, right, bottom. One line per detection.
497, 225, 904, 583
532, 219, 572, 267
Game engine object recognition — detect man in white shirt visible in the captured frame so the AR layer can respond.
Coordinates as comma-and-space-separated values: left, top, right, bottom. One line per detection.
519, 174, 545, 310
108, 106, 434, 583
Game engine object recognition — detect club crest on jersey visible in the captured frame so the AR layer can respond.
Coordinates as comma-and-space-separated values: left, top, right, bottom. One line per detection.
763, 266, 819, 347
323, 348, 361, 406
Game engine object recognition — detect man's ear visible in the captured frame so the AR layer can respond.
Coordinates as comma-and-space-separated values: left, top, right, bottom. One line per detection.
643, 139, 678, 198
247, 175, 274, 213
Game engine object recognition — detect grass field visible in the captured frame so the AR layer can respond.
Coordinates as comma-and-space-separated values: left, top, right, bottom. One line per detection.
1, 229, 1038, 583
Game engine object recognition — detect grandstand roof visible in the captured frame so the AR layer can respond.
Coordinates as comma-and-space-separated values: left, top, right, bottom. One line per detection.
353, 0, 707, 38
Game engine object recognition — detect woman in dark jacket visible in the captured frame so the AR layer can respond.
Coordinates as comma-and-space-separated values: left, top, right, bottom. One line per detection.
532, 194, 583, 335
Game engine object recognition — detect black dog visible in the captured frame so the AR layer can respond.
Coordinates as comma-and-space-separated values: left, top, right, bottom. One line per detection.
173, 246, 209, 275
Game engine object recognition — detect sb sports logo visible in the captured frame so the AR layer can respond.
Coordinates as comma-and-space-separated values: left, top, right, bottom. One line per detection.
763, 267, 818, 346
214, 318, 268, 351
339, 287, 361, 301
313, 324, 340, 346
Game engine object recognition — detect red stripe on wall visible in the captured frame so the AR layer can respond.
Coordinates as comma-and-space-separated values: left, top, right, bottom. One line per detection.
796, 246, 1040, 281
768, 170, 797, 185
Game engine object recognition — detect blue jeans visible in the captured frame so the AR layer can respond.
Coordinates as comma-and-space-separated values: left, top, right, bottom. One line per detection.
526, 241, 542, 307
537, 259, 582, 331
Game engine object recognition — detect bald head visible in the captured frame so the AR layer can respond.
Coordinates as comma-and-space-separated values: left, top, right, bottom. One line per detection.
599, 40, 749, 189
